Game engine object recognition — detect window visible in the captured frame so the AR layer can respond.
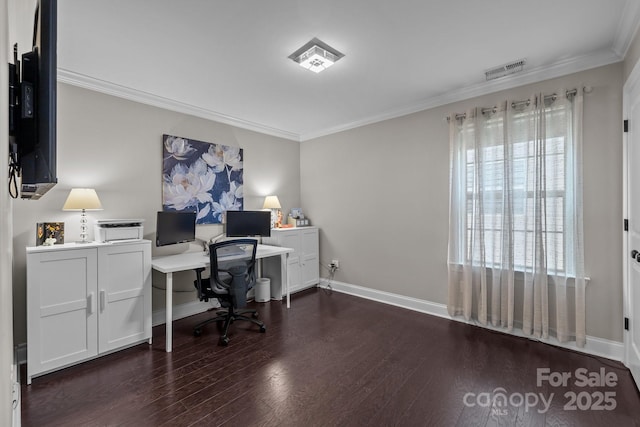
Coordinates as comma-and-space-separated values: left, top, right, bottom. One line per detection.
450, 99, 579, 276
447, 92, 585, 345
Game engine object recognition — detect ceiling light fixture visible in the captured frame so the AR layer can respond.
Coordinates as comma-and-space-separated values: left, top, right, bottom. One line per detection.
289, 38, 344, 73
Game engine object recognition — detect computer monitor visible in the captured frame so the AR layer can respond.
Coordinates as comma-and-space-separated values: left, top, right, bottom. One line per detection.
225, 210, 271, 237
156, 211, 196, 246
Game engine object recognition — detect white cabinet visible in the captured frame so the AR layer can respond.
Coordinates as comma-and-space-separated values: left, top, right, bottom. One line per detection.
26, 240, 151, 383
263, 227, 319, 297
27, 247, 98, 381
97, 243, 152, 353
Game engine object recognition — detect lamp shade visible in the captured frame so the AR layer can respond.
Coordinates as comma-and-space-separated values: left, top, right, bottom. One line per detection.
262, 195, 281, 209
62, 188, 103, 211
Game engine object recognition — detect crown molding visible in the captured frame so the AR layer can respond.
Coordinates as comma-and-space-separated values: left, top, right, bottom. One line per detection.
59, 46, 622, 144
612, 0, 640, 57
299, 48, 623, 141
57, 69, 301, 142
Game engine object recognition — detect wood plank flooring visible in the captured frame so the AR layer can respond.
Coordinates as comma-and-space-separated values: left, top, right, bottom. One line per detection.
21, 288, 640, 426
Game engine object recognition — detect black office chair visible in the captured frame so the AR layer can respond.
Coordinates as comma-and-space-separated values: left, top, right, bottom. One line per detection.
193, 239, 266, 346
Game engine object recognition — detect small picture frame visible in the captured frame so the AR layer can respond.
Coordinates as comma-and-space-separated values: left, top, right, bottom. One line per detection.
36, 222, 65, 246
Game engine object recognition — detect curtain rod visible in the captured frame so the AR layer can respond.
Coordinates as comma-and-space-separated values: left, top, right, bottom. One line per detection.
447, 88, 581, 122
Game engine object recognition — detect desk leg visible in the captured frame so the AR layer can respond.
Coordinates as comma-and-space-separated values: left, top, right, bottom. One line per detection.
282, 253, 290, 308
166, 272, 173, 352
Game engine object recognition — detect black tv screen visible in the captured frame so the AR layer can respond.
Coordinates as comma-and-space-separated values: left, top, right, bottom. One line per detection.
14, 0, 58, 199
156, 211, 197, 247
226, 210, 271, 237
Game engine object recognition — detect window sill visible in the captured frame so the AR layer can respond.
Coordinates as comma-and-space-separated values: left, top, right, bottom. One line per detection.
448, 263, 590, 287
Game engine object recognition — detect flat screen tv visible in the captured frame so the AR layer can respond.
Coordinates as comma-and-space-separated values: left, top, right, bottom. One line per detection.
226, 210, 271, 237
156, 211, 197, 247
9, 0, 57, 199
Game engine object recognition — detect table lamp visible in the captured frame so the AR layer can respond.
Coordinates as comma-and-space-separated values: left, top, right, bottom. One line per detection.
63, 188, 103, 243
263, 195, 281, 228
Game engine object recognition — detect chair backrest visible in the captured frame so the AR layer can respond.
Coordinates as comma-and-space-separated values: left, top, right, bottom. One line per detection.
209, 239, 258, 307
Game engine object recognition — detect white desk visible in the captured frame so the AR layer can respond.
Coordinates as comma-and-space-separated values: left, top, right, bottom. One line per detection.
151, 244, 293, 352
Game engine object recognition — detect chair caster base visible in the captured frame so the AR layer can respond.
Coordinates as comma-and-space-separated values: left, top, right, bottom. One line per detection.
259, 325, 266, 333
194, 328, 202, 337
219, 336, 230, 346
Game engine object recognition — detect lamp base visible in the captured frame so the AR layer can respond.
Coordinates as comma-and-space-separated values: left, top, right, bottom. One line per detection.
78, 210, 90, 244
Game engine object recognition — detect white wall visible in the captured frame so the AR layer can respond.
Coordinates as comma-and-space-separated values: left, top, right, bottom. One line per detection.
1, 0, 13, 424
3, 0, 36, 423
624, 25, 640, 83
301, 63, 624, 342
11, 83, 301, 344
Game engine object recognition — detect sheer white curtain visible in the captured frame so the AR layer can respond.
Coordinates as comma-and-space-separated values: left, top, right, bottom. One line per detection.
447, 91, 586, 347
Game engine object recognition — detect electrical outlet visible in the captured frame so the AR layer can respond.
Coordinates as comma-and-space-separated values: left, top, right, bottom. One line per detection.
330, 259, 340, 269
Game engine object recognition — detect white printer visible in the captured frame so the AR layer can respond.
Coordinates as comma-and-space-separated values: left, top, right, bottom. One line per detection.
94, 219, 145, 242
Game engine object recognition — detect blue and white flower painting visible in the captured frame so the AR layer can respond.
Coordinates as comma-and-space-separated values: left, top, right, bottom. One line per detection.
162, 134, 243, 224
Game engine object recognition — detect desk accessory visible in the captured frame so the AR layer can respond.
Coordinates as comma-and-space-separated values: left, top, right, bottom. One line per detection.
287, 208, 310, 227
62, 188, 103, 243
95, 219, 145, 242
36, 222, 64, 246
263, 195, 282, 228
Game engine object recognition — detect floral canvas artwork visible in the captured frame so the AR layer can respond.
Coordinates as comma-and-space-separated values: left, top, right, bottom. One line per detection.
162, 134, 243, 224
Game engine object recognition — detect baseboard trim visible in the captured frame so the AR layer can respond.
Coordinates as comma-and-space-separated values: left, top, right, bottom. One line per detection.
16, 283, 624, 365
320, 279, 450, 318
318, 279, 624, 362
152, 300, 218, 327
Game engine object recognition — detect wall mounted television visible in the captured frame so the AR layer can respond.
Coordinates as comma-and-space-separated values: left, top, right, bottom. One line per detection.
156, 211, 197, 247
8, 0, 57, 199
225, 210, 271, 237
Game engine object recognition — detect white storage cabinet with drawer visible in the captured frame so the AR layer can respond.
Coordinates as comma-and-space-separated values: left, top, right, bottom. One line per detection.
26, 240, 152, 384
263, 227, 319, 298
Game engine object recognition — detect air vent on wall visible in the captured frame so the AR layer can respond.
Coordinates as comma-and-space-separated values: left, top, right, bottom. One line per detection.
485, 58, 526, 81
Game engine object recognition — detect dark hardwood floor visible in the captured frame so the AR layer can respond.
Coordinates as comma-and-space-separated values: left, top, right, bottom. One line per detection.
21, 288, 640, 426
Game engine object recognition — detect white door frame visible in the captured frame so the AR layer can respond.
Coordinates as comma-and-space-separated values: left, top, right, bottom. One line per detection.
623, 58, 640, 390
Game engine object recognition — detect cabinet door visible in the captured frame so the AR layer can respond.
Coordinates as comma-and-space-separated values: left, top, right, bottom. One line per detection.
278, 232, 301, 264
263, 229, 320, 296
27, 248, 98, 380
300, 228, 319, 288
276, 231, 303, 292
97, 242, 151, 353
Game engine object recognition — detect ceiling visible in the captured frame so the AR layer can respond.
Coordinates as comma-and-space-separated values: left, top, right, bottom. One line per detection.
57, 0, 640, 141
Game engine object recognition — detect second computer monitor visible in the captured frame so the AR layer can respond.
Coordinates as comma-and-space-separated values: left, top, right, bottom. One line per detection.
225, 210, 271, 237
156, 211, 196, 246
